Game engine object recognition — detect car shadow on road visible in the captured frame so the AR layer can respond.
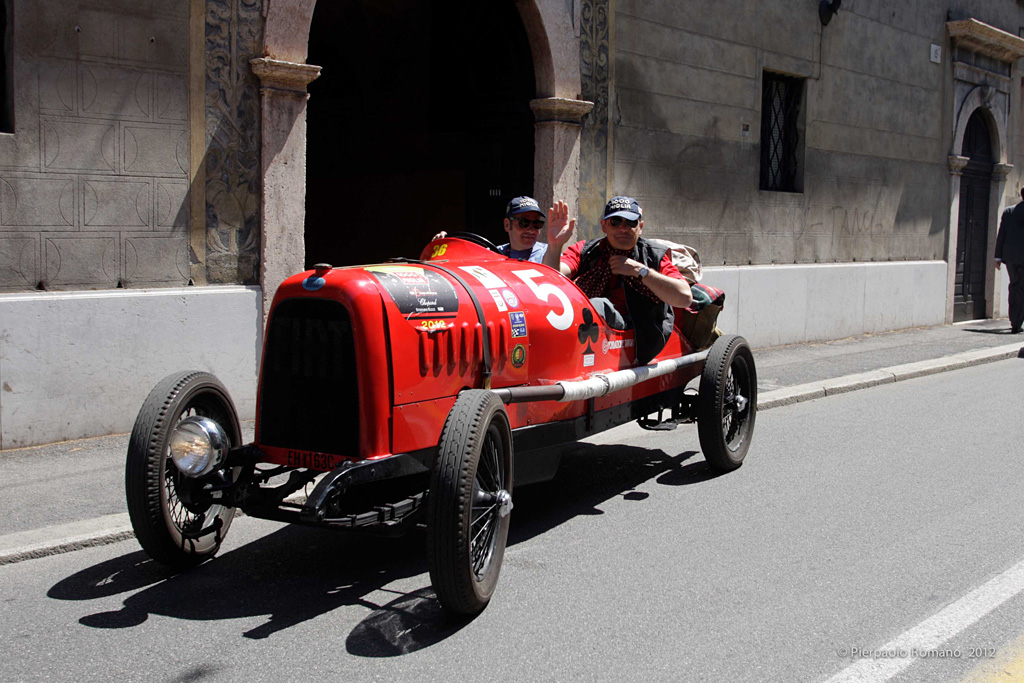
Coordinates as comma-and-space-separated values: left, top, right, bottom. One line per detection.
47, 442, 724, 656
48, 525, 448, 644
508, 443, 717, 548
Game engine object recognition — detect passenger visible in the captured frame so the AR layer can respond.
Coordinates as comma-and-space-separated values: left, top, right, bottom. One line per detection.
432, 196, 572, 263
542, 195, 693, 365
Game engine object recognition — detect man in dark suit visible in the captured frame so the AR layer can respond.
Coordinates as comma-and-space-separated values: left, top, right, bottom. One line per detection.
996, 187, 1024, 333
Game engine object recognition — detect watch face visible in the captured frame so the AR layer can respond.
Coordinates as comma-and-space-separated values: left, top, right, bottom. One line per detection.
639, 266, 649, 278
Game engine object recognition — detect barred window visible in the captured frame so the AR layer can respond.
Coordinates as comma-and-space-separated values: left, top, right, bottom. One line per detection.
759, 71, 804, 192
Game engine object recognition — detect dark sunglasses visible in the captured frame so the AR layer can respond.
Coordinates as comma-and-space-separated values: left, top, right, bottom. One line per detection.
607, 216, 638, 228
513, 217, 545, 230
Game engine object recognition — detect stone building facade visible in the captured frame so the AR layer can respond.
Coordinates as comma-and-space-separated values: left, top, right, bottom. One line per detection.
1, 0, 1022, 447
0, 0, 263, 448
1, 1, 192, 291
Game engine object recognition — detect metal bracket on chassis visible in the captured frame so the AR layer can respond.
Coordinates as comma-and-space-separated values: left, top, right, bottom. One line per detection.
637, 391, 697, 431
238, 469, 321, 517
197, 444, 322, 517
299, 452, 432, 530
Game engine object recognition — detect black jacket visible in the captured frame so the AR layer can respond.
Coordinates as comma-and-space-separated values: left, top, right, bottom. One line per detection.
996, 202, 1024, 265
576, 237, 674, 365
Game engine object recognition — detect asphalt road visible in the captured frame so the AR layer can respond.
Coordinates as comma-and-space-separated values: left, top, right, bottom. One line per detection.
1, 359, 1023, 682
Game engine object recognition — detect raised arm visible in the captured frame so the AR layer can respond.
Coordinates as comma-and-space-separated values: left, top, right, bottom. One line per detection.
543, 200, 575, 275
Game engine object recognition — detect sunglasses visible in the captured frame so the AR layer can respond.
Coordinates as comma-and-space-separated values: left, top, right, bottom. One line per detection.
607, 216, 639, 228
512, 217, 545, 230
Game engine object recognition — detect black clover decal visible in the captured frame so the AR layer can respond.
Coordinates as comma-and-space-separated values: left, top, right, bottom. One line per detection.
578, 309, 600, 344
578, 309, 599, 356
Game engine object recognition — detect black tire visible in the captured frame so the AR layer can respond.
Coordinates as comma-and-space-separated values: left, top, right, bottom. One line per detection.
125, 371, 241, 568
427, 390, 513, 615
697, 335, 757, 472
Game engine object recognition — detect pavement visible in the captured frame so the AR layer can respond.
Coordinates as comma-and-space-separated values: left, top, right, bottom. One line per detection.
1, 318, 1022, 567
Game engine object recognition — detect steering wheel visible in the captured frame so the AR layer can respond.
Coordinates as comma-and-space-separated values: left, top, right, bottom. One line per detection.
444, 232, 502, 254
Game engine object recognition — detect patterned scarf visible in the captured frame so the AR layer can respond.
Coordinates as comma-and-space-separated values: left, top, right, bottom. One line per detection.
575, 239, 662, 303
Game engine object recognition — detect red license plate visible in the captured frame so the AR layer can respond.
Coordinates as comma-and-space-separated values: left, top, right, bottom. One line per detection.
286, 449, 346, 470
259, 445, 349, 471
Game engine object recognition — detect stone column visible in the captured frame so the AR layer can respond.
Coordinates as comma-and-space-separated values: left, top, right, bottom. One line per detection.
945, 155, 969, 323
530, 97, 594, 235
988, 162, 1013, 316
250, 57, 321, 322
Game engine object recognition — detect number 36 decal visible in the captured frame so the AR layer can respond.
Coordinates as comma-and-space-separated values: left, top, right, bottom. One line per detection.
512, 269, 574, 331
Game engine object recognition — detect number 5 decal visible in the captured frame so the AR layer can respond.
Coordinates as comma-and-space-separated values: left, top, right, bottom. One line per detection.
512, 269, 574, 330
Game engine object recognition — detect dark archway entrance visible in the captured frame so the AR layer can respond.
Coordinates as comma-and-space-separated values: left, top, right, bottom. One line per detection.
304, 0, 536, 268
954, 110, 994, 321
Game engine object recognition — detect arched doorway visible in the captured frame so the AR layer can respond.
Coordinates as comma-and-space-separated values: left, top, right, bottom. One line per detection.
954, 110, 994, 321
303, 0, 536, 268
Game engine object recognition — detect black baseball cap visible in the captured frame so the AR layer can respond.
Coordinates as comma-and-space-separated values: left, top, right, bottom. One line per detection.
505, 196, 543, 218
603, 196, 642, 221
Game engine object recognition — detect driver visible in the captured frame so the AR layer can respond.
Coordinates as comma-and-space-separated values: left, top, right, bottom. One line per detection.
432, 196, 572, 263
542, 195, 693, 365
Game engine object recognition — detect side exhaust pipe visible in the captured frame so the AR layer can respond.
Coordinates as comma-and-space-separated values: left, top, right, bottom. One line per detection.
490, 349, 709, 404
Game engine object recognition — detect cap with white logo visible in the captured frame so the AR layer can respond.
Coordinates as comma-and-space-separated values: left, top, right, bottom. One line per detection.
602, 196, 642, 221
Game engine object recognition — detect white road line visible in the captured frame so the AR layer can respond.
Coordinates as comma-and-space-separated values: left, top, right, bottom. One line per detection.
825, 556, 1024, 683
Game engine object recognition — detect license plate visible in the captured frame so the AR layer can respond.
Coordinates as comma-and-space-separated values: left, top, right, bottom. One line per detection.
284, 449, 346, 470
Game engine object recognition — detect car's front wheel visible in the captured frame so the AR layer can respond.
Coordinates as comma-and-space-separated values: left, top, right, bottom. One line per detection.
427, 390, 514, 615
125, 371, 241, 569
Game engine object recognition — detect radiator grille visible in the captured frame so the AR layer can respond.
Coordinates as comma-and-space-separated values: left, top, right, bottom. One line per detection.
258, 298, 360, 456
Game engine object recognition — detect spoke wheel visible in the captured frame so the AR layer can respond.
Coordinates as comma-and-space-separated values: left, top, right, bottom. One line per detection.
125, 371, 241, 568
697, 335, 757, 472
428, 390, 513, 615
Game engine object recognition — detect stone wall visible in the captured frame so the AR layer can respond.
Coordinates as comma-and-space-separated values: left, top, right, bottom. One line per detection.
0, 0, 263, 293
0, 0, 191, 291
0, 0, 265, 449
606, 0, 1024, 267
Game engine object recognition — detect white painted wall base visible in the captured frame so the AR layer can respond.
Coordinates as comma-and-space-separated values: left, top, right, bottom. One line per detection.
0, 286, 262, 450
705, 261, 949, 348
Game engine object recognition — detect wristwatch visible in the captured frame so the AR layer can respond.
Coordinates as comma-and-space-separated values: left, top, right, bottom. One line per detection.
638, 266, 650, 279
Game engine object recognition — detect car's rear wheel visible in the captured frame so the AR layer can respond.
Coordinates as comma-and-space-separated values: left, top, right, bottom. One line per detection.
697, 335, 757, 472
125, 371, 241, 568
428, 390, 513, 615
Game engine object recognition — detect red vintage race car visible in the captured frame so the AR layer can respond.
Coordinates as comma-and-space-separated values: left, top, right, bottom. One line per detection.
124, 233, 757, 615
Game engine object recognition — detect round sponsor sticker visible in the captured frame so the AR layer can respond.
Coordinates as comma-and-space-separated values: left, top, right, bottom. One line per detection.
501, 288, 519, 309
302, 276, 326, 291
511, 344, 526, 368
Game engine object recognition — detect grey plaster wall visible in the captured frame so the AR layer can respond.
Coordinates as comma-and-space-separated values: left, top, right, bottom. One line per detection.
606, 0, 1024, 267
0, 0, 191, 292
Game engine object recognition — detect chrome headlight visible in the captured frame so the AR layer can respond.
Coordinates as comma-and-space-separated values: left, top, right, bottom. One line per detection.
168, 416, 229, 477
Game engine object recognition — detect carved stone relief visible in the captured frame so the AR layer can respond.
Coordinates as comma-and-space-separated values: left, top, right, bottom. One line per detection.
578, 0, 609, 241
204, 0, 263, 285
